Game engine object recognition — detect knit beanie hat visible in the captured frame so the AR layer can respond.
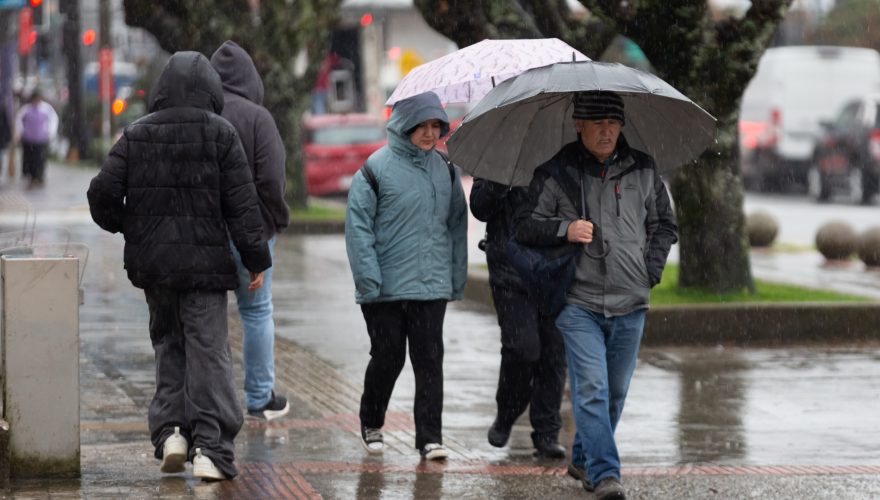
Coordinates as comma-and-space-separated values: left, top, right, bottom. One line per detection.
571, 91, 625, 125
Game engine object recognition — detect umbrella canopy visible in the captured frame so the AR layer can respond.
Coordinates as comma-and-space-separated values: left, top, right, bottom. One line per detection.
447, 61, 717, 186
385, 38, 589, 106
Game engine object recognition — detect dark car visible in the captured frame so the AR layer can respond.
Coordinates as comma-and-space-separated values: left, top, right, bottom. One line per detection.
809, 94, 880, 204
303, 113, 386, 196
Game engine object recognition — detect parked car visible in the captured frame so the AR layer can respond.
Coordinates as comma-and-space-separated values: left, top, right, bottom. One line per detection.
808, 94, 880, 204
303, 113, 386, 196
739, 46, 880, 191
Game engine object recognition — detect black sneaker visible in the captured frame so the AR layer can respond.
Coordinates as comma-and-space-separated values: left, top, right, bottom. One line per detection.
420, 443, 449, 461
361, 426, 384, 454
247, 391, 290, 421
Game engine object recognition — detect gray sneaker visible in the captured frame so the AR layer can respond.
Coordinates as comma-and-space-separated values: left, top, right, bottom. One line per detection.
594, 477, 625, 500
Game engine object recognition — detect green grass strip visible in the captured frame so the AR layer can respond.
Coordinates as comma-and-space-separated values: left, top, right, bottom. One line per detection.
651, 264, 871, 305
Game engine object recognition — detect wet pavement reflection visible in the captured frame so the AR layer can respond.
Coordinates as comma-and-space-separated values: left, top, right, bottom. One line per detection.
274, 233, 880, 467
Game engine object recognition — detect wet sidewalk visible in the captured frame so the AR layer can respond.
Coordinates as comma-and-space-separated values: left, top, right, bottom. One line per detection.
0, 163, 879, 499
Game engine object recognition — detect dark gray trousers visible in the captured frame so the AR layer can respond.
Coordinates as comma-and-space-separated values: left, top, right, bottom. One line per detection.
145, 287, 243, 479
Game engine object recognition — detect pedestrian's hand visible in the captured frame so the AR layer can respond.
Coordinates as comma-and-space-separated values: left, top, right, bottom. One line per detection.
566, 219, 593, 244
248, 271, 265, 291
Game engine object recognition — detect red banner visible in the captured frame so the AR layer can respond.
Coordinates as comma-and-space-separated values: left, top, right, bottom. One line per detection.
17, 8, 32, 55
98, 47, 113, 99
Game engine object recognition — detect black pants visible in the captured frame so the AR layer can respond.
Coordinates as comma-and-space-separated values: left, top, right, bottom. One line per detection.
21, 141, 47, 181
144, 287, 243, 479
359, 299, 446, 450
490, 282, 566, 444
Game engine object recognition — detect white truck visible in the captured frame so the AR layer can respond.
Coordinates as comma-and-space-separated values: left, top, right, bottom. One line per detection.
738, 46, 880, 191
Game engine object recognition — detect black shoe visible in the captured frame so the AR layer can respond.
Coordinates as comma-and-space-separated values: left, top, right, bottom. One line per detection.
247, 390, 290, 421
487, 419, 512, 447
532, 436, 566, 459
594, 477, 625, 500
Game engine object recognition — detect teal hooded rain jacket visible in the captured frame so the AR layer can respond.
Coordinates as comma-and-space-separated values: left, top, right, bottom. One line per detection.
345, 92, 468, 304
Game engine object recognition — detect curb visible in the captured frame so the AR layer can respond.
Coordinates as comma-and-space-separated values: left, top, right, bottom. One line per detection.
287, 219, 345, 234
464, 269, 880, 346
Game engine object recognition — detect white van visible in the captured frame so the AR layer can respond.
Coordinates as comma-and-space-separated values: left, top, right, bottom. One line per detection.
739, 46, 880, 190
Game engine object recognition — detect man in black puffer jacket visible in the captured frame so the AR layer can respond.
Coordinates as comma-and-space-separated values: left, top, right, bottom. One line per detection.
88, 51, 271, 482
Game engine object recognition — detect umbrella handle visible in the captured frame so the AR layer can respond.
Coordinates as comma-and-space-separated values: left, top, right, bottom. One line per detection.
584, 240, 611, 259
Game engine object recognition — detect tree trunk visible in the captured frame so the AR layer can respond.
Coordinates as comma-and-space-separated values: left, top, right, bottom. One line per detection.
670, 153, 754, 293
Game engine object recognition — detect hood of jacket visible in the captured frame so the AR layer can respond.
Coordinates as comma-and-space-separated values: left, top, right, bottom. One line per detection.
210, 40, 264, 105
149, 51, 224, 114
386, 92, 449, 158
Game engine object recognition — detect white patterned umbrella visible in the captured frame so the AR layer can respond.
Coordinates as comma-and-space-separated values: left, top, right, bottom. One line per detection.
447, 61, 717, 186
385, 38, 589, 106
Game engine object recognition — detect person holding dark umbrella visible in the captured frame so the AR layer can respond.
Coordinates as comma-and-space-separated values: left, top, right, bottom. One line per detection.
513, 91, 678, 499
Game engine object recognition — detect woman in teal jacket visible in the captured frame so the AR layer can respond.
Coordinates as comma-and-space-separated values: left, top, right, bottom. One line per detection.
345, 91, 468, 461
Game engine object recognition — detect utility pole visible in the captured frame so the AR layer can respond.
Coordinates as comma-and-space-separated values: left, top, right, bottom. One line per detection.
60, 0, 86, 160
98, 0, 109, 152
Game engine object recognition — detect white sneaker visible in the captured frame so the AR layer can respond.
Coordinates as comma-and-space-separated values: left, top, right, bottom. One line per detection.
192, 448, 227, 481
420, 443, 449, 461
160, 426, 188, 473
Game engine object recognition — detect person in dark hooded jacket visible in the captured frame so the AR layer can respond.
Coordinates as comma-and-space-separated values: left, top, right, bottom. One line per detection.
470, 180, 567, 459
210, 40, 291, 422
87, 51, 271, 482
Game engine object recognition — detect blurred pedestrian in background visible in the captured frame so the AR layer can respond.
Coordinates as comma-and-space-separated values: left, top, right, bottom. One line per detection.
87, 51, 271, 482
469, 179, 567, 459
211, 40, 291, 422
345, 91, 468, 461
15, 89, 57, 189
514, 91, 677, 499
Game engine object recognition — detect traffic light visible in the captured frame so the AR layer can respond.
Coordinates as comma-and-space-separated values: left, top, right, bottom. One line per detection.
29, 0, 43, 30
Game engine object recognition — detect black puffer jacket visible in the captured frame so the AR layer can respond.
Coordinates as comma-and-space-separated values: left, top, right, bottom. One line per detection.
88, 51, 271, 290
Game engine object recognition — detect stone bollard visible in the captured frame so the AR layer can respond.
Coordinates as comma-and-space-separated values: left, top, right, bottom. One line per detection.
746, 210, 779, 248
858, 227, 880, 267
0, 256, 80, 479
815, 220, 858, 262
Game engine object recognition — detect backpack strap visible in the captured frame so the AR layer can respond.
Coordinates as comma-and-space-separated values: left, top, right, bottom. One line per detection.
435, 150, 457, 185
361, 151, 456, 197
359, 163, 380, 195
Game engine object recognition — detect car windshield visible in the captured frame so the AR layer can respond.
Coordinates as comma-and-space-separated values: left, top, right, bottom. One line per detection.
311, 124, 385, 145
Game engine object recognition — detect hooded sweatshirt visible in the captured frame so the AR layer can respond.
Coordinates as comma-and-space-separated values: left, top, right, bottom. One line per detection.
344, 91, 468, 304
88, 51, 271, 291
210, 40, 289, 240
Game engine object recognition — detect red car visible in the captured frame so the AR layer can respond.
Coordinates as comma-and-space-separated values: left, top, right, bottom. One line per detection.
303, 114, 386, 196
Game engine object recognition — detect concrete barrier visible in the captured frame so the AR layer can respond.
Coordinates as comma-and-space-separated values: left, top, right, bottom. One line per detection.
464, 269, 880, 346
1, 256, 81, 479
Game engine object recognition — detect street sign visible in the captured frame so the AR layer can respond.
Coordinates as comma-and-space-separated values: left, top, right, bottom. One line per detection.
0, 0, 25, 9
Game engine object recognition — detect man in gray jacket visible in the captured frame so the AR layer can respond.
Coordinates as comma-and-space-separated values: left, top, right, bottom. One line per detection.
211, 40, 291, 421
514, 91, 677, 500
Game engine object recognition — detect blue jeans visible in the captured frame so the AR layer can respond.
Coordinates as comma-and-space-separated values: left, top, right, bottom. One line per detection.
555, 304, 645, 486
230, 236, 277, 410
